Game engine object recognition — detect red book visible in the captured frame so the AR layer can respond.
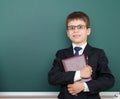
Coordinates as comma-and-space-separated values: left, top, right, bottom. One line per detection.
62, 54, 91, 82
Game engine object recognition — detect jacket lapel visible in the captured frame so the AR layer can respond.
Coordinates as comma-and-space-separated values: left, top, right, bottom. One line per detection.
83, 44, 93, 56
64, 46, 74, 58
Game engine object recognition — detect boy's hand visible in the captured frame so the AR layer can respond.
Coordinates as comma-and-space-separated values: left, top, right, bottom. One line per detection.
67, 82, 84, 95
80, 66, 92, 78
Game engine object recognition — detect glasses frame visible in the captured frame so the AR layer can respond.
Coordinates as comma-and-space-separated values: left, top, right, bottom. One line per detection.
67, 25, 87, 31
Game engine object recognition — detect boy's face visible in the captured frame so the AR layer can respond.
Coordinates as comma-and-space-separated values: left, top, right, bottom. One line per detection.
67, 19, 91, 46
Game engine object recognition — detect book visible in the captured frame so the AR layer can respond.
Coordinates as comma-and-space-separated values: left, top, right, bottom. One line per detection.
62, 54, 91, 82
62, 54, 86, 72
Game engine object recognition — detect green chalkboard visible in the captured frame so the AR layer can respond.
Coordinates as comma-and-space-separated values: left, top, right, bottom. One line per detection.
0, 0, 120, 92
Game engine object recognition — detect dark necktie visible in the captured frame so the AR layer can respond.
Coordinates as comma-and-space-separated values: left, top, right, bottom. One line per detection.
74, 47, 82, 56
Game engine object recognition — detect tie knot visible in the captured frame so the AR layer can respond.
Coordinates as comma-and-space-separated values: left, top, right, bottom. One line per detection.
74, 47, 82, 56
74, 47, 82, 52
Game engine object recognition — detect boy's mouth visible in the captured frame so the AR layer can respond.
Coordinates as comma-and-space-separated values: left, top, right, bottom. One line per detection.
73, 34, 80, 38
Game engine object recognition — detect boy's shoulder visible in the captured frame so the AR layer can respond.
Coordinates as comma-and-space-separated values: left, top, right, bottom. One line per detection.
90, 45, 104, 52
58, 47, 71, 51
87, 44, 106, 55
56, 46, 72, 53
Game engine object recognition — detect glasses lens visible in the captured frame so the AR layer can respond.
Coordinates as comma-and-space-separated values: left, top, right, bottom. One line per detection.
67, 25, 86, 30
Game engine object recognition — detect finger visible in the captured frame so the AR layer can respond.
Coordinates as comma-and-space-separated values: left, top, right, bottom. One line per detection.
68, 88, 72, 92
67, 84, 72, 88
71, 93, 77, 95
68, 89, 75, 95
90, 68, 93, 73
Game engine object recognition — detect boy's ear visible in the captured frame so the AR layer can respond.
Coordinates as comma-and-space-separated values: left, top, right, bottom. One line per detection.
66, 30, 69, 36
87, 28, 91, 35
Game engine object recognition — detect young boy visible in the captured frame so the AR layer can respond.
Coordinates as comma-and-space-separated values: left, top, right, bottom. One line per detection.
48, 11, 115, 99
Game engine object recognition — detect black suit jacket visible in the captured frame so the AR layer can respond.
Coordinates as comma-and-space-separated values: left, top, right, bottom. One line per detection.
48, 44, 115, 99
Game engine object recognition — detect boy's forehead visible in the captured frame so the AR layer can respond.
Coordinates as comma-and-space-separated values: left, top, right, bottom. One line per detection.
68, 19, 86, 25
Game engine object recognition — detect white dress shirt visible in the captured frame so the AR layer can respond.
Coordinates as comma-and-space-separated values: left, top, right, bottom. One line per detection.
72, 42, 89, 92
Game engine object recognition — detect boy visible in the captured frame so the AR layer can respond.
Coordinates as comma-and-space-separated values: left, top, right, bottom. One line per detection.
48, 11, 115, 99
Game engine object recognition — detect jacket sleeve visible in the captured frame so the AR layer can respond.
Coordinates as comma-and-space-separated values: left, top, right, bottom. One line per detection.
86, 49, 115, 94
48, 50, 75, 85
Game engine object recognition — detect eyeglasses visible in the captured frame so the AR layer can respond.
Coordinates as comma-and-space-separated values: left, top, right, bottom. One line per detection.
67, 25, 87, 31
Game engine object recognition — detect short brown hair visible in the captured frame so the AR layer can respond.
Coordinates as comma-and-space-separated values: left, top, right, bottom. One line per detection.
66, 11, 90, 29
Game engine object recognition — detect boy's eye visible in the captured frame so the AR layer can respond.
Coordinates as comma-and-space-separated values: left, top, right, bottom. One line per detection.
67, 25, 86, 30
77, 25, 83, 29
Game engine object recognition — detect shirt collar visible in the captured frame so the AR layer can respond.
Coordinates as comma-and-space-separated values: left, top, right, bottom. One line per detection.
72, 42, 87, 51
72, 42, 87, 55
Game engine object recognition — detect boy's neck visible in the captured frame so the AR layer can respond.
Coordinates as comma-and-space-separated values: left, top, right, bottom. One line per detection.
72, 42, 87, 47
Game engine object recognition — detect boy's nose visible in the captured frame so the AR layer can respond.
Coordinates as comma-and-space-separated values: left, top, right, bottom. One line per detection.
74, 27, 79, 32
